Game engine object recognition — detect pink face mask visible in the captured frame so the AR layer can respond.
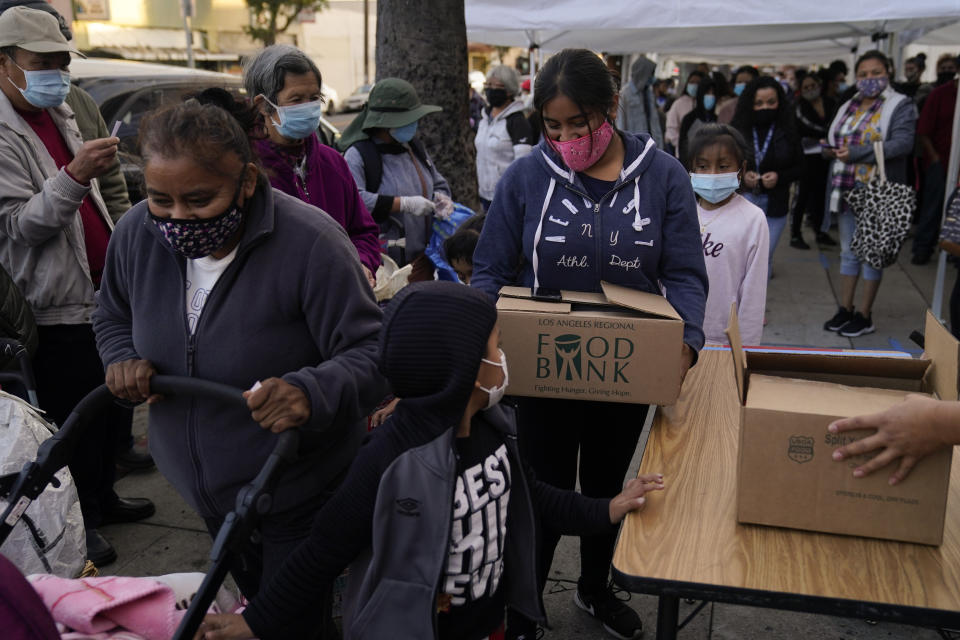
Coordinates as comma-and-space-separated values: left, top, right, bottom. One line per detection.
548, 120, 615, 172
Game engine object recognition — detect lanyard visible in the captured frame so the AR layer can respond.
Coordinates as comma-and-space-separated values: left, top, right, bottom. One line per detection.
753, 125, 775, 170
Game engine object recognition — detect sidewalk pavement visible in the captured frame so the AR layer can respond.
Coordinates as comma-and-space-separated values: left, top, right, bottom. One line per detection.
104, 222, 955, 639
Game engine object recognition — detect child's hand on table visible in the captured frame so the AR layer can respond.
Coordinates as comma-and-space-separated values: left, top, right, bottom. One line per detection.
609, 473, 665, 523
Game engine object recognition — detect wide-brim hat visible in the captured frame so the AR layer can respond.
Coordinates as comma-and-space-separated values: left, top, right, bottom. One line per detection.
337, 78, 441, 151
361, 78, 441, 130
0, 6, 83, 56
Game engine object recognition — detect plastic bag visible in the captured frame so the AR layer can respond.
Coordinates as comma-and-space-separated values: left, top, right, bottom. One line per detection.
0, 391, 85, 577
425, 203, 476, 282
374, 254, 413, 302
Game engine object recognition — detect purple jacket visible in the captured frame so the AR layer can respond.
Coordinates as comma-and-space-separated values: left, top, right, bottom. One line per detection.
255, 134, 382, 273
0, 554, 59, 640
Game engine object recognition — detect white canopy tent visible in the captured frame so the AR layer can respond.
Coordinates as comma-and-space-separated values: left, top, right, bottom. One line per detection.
465, 0, 960, 55
912, 19, 960, 45
465, 0, 960, 323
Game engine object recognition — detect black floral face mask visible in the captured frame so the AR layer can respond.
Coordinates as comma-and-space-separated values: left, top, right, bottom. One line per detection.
149, 181, 244, 259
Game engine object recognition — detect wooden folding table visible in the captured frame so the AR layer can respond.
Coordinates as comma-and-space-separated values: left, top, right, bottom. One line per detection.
612, 348, 960, 639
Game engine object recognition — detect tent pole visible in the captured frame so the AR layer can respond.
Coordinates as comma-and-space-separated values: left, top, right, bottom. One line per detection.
930, 81, 960, 322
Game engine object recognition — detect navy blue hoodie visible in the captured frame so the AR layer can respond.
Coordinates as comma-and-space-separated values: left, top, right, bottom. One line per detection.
472, 132, 708, 351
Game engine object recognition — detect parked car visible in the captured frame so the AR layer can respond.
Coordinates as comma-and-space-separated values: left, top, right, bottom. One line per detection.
343, 84, 373, 112
69, 58, 340, 203
469, 70, 485, 96
322, 84, 339, 115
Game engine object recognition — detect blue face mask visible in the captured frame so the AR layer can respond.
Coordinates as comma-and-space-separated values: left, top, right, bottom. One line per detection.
733, 82, 746, 96
702, 94, 717, 111
264, 96, 324, 140
690, 172, 740, 204
9, 63, 70, 108
837, 82, 849, 93
686, 83, 699, 98
390, 121, 418, 144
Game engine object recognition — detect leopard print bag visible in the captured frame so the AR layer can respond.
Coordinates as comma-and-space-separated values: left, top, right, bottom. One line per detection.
845, 141, 916, 270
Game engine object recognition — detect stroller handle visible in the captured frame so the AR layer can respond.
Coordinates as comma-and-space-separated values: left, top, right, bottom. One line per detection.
0, 375, 299, 548
152, 375, 300, 462
150, 375, 245, 408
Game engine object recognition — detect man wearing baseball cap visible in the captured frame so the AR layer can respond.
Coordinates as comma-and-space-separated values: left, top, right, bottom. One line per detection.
0, 6, 154, 567
0, 0, 131, 226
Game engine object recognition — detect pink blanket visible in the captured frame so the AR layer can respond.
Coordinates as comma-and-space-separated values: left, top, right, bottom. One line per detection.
27, 575, 183, 640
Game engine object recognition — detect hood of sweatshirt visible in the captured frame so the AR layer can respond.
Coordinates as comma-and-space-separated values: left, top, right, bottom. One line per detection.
484, 99, 527, 121
630, 56, 656, 89
379, 281, 498, 441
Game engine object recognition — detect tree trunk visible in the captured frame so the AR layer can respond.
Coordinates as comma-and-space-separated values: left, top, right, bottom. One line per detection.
376, 0, 479, 210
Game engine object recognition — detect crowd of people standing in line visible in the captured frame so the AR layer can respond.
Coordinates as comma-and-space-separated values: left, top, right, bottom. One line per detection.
641, 51, 957, 339
1, 2, 960, 640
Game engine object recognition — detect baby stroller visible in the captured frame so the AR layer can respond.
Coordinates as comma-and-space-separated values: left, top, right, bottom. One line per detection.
0, 375, 299, 640
0, 337, 84, 579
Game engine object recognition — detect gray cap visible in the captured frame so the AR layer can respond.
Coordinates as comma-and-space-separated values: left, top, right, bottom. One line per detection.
0, 6, 83, 56
0, 0, 72, 41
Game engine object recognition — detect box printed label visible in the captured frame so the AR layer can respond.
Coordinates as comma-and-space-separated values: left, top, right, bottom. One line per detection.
534, 330, 635, 385
787, 435, 814, 464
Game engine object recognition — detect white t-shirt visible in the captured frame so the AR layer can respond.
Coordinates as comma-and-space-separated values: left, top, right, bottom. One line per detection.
697, 194, 769, 346
185, 247, 238, 335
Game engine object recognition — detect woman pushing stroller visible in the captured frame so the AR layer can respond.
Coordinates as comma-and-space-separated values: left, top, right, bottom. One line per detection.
92, 97, 387, 638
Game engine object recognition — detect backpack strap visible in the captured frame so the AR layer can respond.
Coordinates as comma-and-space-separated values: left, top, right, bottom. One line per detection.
409, 137, 432, 171
505, 110, 533, 146
352, 138, 383, 193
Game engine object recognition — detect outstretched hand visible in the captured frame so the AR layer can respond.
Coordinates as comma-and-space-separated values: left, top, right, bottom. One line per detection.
830, 394, 947, 485
609, 473, 665, 523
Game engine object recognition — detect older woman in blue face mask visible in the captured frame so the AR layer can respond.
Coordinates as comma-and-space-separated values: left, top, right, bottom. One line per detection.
338, 79, 451, 278
244, 45, 381, 287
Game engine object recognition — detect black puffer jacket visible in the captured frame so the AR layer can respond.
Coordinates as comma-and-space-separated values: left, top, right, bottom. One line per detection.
0, 262, 37, 365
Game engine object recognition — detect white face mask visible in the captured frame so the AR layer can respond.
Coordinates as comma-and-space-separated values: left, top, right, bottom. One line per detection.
478, 349, 509, 410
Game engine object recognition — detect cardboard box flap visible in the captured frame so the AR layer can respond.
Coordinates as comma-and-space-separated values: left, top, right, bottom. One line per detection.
600, 282, 681, 320
745, 374, 927, 417
725, 303, 747, 403
555, 290, 610, 305
496, 296, 571, 314
924, 310, 960, 401
747, 351, 929, 380
499, 286, 607, 306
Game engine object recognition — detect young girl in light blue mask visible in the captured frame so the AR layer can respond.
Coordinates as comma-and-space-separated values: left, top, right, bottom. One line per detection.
688, 123, 769, 345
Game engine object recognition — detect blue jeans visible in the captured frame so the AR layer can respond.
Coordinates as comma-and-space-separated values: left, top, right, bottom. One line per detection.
838, 209, 883, 281
742, 192, 787, 275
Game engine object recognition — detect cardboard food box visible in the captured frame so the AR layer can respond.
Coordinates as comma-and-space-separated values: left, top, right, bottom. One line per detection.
496, 282, 684, 405
726, 307, 959, 545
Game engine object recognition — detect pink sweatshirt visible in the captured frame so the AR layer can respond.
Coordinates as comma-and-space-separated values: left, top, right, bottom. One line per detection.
697, 194, 769, 345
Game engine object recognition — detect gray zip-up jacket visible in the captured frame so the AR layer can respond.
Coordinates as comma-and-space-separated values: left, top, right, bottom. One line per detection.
93, 184, 388, 518
0, 90, 113, 325
344, 139, 452, 260
242, 405, 613, 640
475, 100, 533, 201
616, 56, 665, 148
